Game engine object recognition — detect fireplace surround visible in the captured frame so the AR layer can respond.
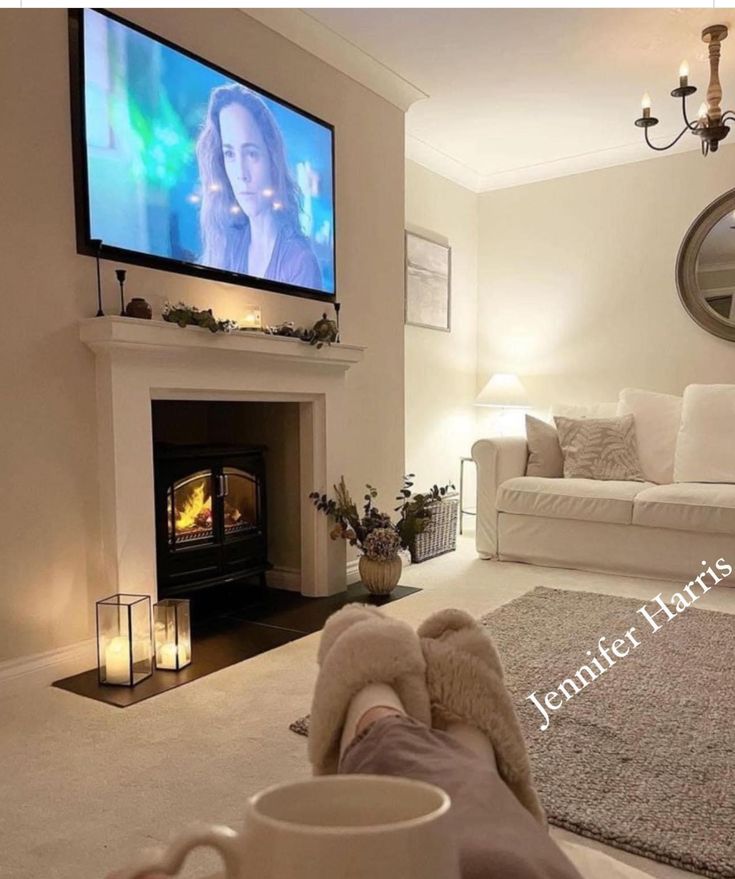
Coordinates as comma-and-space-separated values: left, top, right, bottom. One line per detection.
80, 316, 365, 604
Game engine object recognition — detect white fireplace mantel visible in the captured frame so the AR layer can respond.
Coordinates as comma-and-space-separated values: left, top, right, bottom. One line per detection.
80, 317, 364, 603
80, 316, 365, 367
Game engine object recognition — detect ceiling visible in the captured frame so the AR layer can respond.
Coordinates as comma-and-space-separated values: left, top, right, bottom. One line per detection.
301, 8, 735, 192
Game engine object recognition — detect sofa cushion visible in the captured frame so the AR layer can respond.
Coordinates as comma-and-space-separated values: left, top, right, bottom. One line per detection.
497, 476, 651, 525
525, 415, 563, 478
674, 384, 735, 483
617, 388, 681, 484
633, 482, 735, 535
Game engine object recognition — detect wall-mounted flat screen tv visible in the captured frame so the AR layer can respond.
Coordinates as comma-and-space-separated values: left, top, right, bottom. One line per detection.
69, 9, 336, 301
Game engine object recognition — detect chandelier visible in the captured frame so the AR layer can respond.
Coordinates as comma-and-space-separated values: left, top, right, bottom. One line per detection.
635, 25, 733, 156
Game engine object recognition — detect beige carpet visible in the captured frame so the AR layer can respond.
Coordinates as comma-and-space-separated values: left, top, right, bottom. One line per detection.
1, 534, 734, 879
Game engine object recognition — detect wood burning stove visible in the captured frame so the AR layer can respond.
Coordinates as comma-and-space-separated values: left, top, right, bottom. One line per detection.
154, 444, 270, 599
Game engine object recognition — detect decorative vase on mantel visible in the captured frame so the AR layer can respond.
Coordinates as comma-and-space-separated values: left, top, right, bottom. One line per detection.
358, 554, 402, 595
125, 297, 152, 319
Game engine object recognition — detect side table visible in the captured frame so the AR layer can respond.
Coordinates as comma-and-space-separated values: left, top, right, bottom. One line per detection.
459, 456, 476, 535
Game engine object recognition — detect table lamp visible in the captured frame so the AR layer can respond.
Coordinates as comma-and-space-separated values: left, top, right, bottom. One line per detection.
474, 373, 529, 435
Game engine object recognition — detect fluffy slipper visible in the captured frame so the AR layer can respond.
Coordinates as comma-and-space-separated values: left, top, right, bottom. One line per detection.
309, 605, 431, 775
418, 608, 505, 678
316, 603, 385, 665
418, 609, 546, 826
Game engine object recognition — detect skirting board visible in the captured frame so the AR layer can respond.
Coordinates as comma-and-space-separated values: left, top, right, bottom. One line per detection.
0, 562, 363, 699
0, 637, 97, 700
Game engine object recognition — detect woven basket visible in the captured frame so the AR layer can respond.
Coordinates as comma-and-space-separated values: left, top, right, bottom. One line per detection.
410, 494, 459, 563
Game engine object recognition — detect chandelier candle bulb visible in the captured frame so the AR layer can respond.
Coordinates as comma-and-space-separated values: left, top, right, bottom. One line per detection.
679, 60, 689, 88
641, 92, 651, 118
699, 102, 709, 123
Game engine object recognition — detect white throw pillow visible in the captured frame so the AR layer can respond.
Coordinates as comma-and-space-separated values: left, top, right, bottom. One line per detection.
617, 388, 682, 484
674, 384, 735, 483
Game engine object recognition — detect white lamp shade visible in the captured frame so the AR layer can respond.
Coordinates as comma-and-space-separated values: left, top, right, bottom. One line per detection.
475, 373, 529, 408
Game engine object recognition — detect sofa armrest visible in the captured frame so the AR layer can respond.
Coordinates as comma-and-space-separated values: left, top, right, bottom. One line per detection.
471, 437, 528, 558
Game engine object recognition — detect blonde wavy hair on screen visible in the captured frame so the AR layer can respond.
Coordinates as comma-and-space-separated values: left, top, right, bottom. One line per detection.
196, 83, 302, 272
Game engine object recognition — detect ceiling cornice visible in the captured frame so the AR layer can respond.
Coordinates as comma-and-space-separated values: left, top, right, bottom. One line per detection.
409, 135, 706, 196
406, 135, 483, 192
241, 8, 428, 112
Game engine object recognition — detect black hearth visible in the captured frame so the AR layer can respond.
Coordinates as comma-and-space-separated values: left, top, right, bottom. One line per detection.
154, 443, 271, 601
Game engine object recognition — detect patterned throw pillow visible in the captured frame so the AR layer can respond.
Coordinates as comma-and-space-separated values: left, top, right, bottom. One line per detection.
553, 415, 646, 481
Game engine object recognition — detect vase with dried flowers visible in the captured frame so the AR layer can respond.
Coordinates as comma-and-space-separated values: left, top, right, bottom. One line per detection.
309, 475, 453, 594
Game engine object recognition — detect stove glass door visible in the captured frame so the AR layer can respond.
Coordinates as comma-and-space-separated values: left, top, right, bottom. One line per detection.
222, 467, 258, 539
167, 470, 215, 548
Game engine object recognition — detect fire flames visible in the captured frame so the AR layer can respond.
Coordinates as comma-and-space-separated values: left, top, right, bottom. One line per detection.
176, 482, 212, 532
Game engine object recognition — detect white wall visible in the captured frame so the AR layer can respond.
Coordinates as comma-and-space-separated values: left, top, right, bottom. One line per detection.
0, 10, 406, 662
405, 160, 478, 493
477, 146, 735, 410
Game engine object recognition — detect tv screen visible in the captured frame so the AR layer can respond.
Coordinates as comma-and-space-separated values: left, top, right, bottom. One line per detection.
69, 9, 336, 301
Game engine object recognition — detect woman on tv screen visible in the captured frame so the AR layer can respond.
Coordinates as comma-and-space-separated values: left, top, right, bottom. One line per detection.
197, 85, 322, 290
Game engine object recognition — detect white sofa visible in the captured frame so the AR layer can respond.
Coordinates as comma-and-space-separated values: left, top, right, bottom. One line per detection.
472, 387, 735, 582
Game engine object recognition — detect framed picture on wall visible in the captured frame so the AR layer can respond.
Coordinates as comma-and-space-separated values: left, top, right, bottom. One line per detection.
405, 231, 451, 332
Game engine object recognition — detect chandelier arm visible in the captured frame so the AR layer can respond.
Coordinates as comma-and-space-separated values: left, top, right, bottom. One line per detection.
720, 111, 735, 124
644, 124, 692, 151
681, 97, 701, 131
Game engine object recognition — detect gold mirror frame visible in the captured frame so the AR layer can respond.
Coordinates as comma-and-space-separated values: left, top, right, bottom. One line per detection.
676, 187, 735, 342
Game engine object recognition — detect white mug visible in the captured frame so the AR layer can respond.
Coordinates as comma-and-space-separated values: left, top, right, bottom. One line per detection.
117, 774, 460, 879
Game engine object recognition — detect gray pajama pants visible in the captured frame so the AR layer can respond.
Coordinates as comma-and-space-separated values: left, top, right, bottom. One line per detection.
339, 716, 583, 879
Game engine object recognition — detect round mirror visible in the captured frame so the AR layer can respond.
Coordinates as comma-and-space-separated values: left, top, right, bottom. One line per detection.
677, 188, 735, 341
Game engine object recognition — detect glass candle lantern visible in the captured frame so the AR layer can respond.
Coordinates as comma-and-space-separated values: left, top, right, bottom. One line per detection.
153, 599, 192, 671
96, 594, 153, 687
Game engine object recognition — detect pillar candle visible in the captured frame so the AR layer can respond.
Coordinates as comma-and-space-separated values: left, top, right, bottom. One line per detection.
105, 636, 131, 685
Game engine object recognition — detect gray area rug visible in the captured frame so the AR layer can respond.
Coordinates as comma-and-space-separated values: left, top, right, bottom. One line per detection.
291, 587, 735, 878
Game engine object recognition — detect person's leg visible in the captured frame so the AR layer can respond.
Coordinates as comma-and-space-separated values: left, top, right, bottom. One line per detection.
339, 713, 583, 879
339, 682, 405, 754
312, 605, 582, 878
445, 721, 497, 769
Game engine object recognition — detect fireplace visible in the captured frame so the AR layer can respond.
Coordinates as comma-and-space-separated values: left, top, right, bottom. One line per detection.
154, 443, 270, 599
80, 317, 363, 602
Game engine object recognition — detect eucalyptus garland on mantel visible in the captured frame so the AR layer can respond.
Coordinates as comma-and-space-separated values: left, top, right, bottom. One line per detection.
162, 301, 339, 349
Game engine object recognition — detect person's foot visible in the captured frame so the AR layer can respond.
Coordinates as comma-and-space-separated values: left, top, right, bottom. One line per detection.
418, 609, 546, 825
308, 605, 431, 775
